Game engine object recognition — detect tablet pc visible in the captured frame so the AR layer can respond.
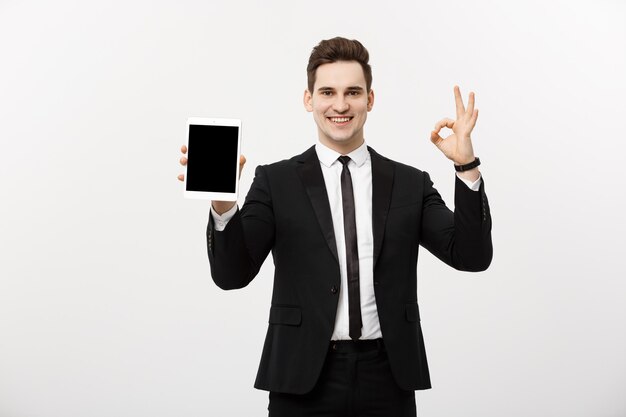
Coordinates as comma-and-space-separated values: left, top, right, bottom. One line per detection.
184, 117, 241, 200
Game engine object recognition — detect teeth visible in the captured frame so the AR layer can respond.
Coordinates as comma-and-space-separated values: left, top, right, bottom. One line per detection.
330, 117, 351, 123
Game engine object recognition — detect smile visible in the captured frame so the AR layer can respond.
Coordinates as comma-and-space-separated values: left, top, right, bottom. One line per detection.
328, 117, 353, 124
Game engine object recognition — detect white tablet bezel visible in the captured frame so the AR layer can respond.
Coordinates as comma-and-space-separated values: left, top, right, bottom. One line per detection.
184, 117, 241, 201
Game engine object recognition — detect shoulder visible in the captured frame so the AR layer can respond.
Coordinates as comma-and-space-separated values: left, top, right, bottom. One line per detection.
257, 146, 316, 172
368, 146, 428, 179
249, 146, 316, 184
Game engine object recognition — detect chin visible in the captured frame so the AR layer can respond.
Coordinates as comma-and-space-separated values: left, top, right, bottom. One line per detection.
329, 137, 354, 145
327, 131, 356, 142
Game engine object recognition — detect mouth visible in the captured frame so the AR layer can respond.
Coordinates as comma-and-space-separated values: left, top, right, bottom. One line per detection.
327, 116, 353, 125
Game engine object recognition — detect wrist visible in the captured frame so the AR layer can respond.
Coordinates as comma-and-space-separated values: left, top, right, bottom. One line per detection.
454, 157, 480, 171
212, 201, 236, 215
456, 167, 480, 182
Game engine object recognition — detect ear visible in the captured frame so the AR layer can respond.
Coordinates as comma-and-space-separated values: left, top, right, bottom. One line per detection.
303, 89, 313, 112
367, 89, 375, 112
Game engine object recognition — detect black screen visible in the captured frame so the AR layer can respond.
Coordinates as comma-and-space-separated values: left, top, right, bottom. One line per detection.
186, 124, 239, 193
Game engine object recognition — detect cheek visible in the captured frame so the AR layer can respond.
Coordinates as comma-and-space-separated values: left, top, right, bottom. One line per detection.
312, 111, 326, 127
315, 107, 330, 120
315, 102, 328, 112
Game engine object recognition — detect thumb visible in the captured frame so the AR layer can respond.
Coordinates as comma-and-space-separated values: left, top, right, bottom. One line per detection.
238, 155, 247, 177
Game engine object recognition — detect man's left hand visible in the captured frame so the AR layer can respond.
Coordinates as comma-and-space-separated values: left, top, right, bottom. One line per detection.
430, 85, 479, 166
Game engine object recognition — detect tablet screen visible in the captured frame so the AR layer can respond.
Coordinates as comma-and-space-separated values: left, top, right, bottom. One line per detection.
186, 124, 239, 193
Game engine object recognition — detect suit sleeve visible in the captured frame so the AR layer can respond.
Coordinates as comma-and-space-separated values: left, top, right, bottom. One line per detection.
207, 165, 276, 289
419, 173, 493, 272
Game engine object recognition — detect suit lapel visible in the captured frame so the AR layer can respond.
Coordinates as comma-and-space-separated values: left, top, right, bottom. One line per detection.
295, 145, 394, 267
369, 147, 394, 268
296, 146, 339, 264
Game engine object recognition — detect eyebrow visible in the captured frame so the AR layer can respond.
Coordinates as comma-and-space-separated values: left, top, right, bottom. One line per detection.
317, 86, 365, 92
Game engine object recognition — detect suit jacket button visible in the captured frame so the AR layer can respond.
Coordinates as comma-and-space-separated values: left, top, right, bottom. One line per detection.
331, 285, 338, 294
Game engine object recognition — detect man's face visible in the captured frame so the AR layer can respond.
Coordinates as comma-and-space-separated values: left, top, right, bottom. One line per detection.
304, 61, 374, 153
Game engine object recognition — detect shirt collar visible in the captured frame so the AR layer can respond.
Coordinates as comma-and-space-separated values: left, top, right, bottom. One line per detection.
315, 140, 369, 168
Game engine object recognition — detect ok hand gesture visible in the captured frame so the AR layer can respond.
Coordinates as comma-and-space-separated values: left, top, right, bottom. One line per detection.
430, 86, 479, 166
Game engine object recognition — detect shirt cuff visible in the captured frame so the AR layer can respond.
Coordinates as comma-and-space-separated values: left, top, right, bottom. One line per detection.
456, 172, 482, 191
210, 204, 238, 231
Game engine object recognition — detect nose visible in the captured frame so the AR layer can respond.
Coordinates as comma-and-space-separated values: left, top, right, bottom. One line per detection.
332, 96, 349, 113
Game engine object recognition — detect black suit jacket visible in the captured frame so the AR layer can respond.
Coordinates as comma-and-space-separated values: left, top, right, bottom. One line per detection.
207, 145, 492, 394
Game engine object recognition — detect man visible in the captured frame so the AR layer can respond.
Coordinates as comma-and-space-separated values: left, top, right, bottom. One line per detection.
178, 37, 492, 416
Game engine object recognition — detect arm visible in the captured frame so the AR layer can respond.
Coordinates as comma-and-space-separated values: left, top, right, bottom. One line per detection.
207, 165, 276, 289
420, 172, 492, 272
420, 85, 492, 271
177, 145, 271, 289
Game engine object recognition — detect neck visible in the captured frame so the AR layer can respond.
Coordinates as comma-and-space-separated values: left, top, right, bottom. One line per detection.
318, 137, 365, 155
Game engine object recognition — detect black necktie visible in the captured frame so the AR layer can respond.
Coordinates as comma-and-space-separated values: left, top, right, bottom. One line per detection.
338, 156, 362, 340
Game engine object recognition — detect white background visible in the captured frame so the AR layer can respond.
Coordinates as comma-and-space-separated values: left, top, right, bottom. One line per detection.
1, 1, 625, 416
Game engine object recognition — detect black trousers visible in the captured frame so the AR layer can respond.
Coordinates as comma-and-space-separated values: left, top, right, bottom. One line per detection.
268, 339, 417, 417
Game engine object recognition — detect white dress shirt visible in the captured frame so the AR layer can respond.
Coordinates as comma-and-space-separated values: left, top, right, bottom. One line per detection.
211, 141, 482, 340
316, 141, 380, 340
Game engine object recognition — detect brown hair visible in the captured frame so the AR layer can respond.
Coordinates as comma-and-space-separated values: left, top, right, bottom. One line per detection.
306, 37, 372, 93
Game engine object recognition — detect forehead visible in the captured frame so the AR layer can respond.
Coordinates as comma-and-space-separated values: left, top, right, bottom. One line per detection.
314, 61, 366, 90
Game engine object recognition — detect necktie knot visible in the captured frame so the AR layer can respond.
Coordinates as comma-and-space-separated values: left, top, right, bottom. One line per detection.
338, 155, 351, 166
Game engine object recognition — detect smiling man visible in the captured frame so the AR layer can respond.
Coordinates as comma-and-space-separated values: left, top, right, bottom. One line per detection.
304, 60, 374, 154
179, 37, 493, 416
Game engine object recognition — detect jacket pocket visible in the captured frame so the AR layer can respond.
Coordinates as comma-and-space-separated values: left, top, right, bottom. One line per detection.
269, 305, 302, 326
405, 302, 420, 322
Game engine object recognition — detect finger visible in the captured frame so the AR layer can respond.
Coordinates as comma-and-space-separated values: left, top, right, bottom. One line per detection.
430, 130, 443, 147
454, 85, 465, 119
470, 109, 479, 127
181, 145, 187, 154
177, 174, 184, 182
466, 91, 475, 116
434, 118, 455, 132
180, 156, 187, 166
238, 154, 247, 177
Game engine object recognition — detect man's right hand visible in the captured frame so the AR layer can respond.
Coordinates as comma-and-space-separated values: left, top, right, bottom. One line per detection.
177, 144, 247, 215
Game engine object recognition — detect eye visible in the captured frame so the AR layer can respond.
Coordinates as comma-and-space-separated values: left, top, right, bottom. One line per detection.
347, 91, 361, 96
320, 91, 333, 96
